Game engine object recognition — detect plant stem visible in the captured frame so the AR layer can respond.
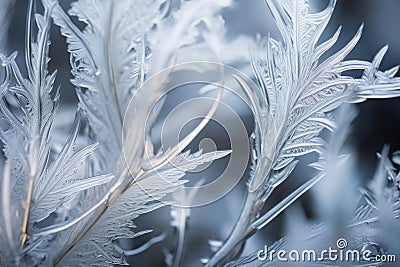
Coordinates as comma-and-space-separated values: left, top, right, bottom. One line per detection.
205, 192, 261, 267
106, 0, 124, 128
20, 177, 34, 246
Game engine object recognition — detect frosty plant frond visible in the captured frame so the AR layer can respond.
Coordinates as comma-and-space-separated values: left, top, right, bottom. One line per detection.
206, 0, 400, 266
227, 106, 400, 267
0, 3, 113, 265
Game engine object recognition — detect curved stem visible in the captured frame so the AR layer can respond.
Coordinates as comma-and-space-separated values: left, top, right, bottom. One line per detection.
171, 208, 188, 267
106, 0, 124, 128
205, 192, 260, 267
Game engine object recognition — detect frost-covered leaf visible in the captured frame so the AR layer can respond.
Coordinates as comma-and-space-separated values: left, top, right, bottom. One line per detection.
43, 0, 237, 174
41, 0, 168, 171
57, 149, 228, 266
0, 9, 61, 262
58, 178, 181, 266
207, 0, 400, 265
31, 112, 113, 223
0, 5, 111, 265
249, 0, 400, 194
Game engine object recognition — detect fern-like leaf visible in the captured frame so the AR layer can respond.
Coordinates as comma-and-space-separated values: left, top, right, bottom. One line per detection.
52, 150, 229, 266
207, 1, 400, 265
0, 4, 112, 265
